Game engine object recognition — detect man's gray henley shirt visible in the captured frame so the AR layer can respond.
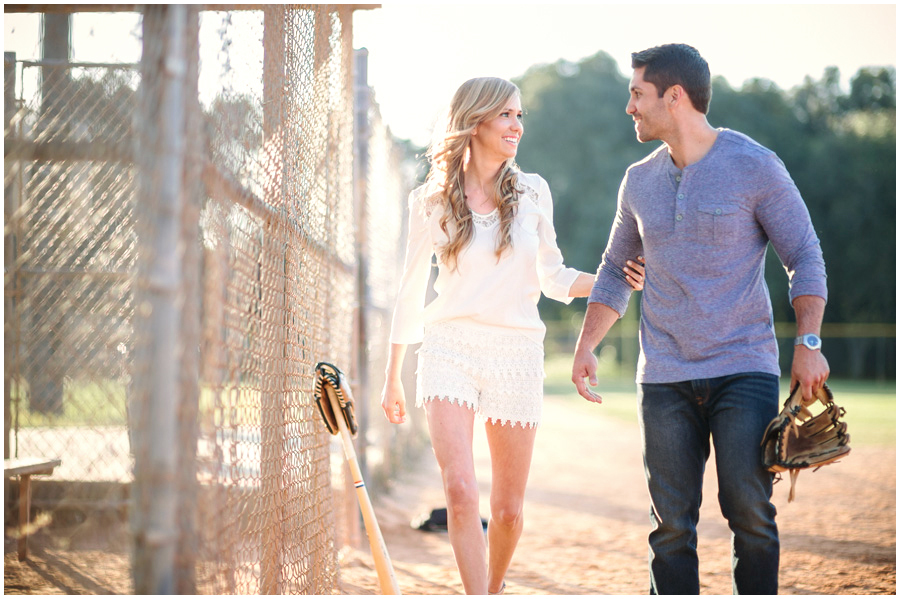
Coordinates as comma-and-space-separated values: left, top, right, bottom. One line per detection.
588, 128, 828, 384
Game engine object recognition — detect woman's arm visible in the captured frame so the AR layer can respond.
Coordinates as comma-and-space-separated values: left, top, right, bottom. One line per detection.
381, 343, 409, 424
389, 189, 435, 345
624, 257, 644, 291
569, 256, 645, 298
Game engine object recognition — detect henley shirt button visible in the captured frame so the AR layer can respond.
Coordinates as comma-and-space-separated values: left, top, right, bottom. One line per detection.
715, 208, 722, 215
677, 193, 685, 200
676, 176, 681, 182
676, 214, 683, 221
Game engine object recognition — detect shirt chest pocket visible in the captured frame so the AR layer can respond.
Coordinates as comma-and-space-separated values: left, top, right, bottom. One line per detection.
697, 202, 740, 245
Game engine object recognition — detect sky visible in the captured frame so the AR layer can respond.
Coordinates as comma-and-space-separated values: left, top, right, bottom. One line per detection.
4, 5, 895, 148
353, 3, 897, 146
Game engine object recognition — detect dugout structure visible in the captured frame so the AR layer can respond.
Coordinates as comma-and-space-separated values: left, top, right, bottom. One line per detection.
4, 5, 423, 594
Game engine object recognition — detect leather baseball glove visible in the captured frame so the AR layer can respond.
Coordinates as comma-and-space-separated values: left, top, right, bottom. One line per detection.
761, 383, 850, 502
314, 361, 359, 437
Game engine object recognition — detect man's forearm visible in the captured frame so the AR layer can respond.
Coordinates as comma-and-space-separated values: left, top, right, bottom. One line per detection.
790, 294, 830, 398
792, 295, 826, 336
572, 302, 622, 403
575, 302, 621, 354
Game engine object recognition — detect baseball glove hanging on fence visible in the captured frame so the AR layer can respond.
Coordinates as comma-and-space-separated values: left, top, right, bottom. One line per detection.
761, 383, 850, 502
314, 362, 359, 437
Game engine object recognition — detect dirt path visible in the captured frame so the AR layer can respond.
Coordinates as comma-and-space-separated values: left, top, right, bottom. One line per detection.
338, 394, 896, 595
4, 394, 893, 595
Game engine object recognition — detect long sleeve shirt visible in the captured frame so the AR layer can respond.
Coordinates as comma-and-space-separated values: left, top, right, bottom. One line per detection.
589, 128, 828, 383
389, 171, 581, 346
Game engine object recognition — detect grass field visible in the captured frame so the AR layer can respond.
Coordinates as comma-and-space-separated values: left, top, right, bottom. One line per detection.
8, 378, 129, 427
543, 353, 896, 447
11, 359, 894, 448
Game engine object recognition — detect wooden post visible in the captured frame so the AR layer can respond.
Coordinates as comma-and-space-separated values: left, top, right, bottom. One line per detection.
17, 474, 31, 560
175, 6, 201, 594
260, 6, 286, 594
132, 5, 188, 594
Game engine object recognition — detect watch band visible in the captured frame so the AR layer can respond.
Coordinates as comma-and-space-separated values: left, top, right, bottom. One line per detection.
794, 333, 822, 350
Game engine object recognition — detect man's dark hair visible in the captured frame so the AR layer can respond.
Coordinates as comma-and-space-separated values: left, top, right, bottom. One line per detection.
631, 43, 712, 114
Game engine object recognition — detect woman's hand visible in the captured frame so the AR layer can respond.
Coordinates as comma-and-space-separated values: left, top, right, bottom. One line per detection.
624, 256, 645, 291
381, 375, 408, 424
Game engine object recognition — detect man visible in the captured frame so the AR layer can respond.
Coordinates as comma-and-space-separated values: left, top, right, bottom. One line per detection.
571, 44, 829, 594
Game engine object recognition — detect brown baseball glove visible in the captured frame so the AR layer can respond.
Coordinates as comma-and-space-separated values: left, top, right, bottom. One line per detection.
761, 383, 850, 502
314, 362, 359, 438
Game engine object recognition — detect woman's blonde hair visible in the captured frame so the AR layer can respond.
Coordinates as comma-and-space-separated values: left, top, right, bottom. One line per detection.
425, 77, 521, 271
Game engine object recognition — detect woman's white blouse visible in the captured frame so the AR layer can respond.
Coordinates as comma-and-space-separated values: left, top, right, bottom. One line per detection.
388, 172, 580, 346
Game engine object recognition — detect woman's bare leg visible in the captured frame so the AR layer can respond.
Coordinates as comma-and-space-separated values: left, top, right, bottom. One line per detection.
424, 399, 487, 594
485, 420, 538, 594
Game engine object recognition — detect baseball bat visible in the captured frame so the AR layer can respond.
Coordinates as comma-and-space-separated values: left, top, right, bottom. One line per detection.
326, 381, 401, 595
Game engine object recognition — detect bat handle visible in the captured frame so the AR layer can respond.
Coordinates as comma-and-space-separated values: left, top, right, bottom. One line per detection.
331, 393, 401, 595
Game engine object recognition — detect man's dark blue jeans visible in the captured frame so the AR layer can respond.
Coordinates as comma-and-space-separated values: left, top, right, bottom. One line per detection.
638, 372, 780, 595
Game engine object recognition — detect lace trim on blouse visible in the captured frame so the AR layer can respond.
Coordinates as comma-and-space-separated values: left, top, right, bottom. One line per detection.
471, 209, 499, 227
470, 182, 540, 227
421, 178, 542, 221
517, 180, 540, 207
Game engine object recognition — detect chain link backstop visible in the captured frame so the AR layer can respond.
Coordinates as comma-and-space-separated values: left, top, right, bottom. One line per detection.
5, 5, 419, 594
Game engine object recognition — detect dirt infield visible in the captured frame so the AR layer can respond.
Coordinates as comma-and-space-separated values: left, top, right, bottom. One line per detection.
4, 393, 894, 595
338, 394, 896, 595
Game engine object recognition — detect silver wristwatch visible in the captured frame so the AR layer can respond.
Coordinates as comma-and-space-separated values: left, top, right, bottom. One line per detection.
794, 333, 822, 351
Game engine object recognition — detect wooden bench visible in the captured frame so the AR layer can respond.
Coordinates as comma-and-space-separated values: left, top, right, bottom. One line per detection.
4, 457, 62, 560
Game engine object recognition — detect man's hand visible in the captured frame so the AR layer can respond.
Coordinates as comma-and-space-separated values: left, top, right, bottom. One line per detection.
572, 347, 603, 403
571, 303, 620, 404
791, 346, 830, 402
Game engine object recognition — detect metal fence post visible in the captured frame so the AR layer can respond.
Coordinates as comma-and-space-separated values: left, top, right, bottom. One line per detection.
28, 13, 71, 416
4, 51, 16, 460
353, 48, 371, 493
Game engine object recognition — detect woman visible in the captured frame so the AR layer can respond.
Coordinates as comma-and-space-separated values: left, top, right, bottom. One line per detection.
381, 77, 643, 594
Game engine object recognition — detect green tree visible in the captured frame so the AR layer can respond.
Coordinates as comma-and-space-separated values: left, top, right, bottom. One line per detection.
514, 52, 647, 321
848, 67, 896, 111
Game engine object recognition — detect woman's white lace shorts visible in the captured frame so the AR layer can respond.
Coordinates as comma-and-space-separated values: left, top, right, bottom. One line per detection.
416, 321, 545, 428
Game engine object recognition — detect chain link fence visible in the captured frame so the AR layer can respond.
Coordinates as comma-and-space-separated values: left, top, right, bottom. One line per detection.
353, 48, 431, 494
5, 5, 420, 594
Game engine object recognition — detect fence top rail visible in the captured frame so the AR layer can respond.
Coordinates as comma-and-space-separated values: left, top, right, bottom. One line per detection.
19, 59, 138, 70
546, 319, 897, 339
4, 4, 381, 13
3, 5, 253, 13
775, 322, 896, 338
